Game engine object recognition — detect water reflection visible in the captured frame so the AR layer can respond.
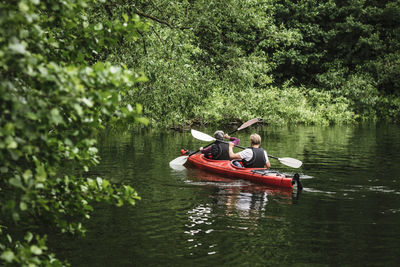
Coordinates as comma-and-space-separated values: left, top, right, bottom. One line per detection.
185, 204, 215, 255
187, 167, 298, 199
185, 168, 295, 217
178, 166, 301, 256
53, 124, 400, 266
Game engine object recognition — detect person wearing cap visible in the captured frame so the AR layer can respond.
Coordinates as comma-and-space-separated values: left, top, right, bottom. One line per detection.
228, 133, 270, 168
200, 130, 240, 160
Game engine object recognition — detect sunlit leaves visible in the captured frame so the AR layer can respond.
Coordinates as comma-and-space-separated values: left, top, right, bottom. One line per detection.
124, 0, 400, 125
0, 0, 147, 265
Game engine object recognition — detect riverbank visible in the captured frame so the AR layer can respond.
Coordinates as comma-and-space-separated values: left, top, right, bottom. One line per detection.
137, 85, 400, 129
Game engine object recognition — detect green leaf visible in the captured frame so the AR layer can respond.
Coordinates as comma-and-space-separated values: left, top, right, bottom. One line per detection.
1, 250, 15, 263
102, 179, 110, 188
50, 108, 64, 124
74, 104, 83, 116
136, 103, 143, 113
88, 147, 98, 154
64, 138, 73, 146
25, 232, 33, 243
9, 150, 21, 161
6, 136, 18, 149
20, 201, 28, 211
5, 122, 14, 131
30, 245, 42, 255
82, 97, 93, 107
18, 1, 29, 12
123, 14, 129, 23
35, 165, 47, 182
96, 177, 103, 188
136, 75, 148, 82
7, 140, 17, 149
38, 65, 48, 76
94, 23, 103, 31
135, 117, 149, 125
23, 169, 33, 181
9, 43, 27, 54
94, 62, 104, 71
9, 177, 23, 189
27, 112, 38, 120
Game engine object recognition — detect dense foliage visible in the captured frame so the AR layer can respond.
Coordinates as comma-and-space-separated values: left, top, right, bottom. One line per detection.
2, 0, 400, 265
102, 0, 400, 126
0, 0, 147, 265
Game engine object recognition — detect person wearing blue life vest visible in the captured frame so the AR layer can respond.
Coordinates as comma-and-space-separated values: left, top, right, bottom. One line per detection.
200, 130, 240, 160
228, 133, 270, 168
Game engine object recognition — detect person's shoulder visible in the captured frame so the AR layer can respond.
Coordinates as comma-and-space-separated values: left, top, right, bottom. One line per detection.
240, 148, 253, 155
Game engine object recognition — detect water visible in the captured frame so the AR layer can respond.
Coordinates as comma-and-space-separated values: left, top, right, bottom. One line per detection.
53, 123, 400, 266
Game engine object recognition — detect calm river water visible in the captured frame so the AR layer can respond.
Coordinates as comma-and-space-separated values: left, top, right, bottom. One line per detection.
54, 123, 400, 266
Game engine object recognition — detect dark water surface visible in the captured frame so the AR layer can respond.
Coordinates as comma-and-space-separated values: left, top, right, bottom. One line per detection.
54, 123, 400, 266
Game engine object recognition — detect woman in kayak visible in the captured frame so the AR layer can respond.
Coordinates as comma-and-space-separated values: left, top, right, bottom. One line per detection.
228, 133, 270, 168
200, 130, 240, 160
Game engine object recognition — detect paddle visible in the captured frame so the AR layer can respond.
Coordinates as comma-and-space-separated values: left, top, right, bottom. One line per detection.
169, 118, 259, 167
190, 129, 303, 168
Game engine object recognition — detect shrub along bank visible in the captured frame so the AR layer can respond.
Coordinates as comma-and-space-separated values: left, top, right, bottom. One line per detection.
111, 0, 400, 127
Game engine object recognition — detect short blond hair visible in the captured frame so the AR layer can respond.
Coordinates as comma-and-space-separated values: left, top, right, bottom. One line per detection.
250, 133, 261, 145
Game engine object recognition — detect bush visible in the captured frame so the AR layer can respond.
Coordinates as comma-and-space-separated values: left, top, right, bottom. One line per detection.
0, 0, 147, 265
194, 84, 356, 126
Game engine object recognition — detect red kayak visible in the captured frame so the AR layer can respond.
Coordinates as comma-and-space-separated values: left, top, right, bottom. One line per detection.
181, 151, 302, 189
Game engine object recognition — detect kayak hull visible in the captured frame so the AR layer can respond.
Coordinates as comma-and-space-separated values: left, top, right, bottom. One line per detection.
185, 153, 298, 189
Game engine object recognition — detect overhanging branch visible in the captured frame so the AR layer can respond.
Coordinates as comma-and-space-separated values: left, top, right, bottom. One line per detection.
135, 10, 172, 28
134, 9, 192, 30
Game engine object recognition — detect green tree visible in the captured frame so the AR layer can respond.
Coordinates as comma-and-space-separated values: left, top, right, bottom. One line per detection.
0, 0, 147, 265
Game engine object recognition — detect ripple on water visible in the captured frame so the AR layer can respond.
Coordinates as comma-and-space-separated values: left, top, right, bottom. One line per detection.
183, 204, 219, 256
184, 180, 251, 188
302, 187, 337, 195
350, 184, 400, 195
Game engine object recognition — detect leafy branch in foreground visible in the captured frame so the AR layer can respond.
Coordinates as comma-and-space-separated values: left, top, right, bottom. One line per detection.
0, 0, 147, 265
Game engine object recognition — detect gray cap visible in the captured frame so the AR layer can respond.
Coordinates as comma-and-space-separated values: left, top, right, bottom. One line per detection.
214, 130, 224, 140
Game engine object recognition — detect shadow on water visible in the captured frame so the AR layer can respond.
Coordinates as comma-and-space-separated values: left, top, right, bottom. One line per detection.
50, 123, 400, 266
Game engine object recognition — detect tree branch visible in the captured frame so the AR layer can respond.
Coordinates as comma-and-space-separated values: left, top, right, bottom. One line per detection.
135, 10, 173, 28
134, 9, 193, 30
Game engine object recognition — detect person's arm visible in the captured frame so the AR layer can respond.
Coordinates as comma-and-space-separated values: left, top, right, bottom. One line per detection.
200, 145, 212, 155
228, 142, 242, 160
228, 136, 240, 146
265, 151, 271, 169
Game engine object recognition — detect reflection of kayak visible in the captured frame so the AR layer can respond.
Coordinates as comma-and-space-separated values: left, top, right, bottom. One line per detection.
187, 167, 295, 199
182, 150, 302, 189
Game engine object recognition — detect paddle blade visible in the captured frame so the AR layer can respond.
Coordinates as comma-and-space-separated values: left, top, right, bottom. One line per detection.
237, 118, 259, 131
169, 162, 187, 171
278, 157, 303, 168
169, 156, 189, 167
191, 129, 215, 142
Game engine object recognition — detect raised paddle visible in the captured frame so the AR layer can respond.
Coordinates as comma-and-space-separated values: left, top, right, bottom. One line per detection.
190, 129, 303, 168
169, 118, 259, 167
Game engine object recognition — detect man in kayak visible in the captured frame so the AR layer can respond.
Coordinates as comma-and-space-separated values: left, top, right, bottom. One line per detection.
200, 130, 240, 160
228, 133, 270, 168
